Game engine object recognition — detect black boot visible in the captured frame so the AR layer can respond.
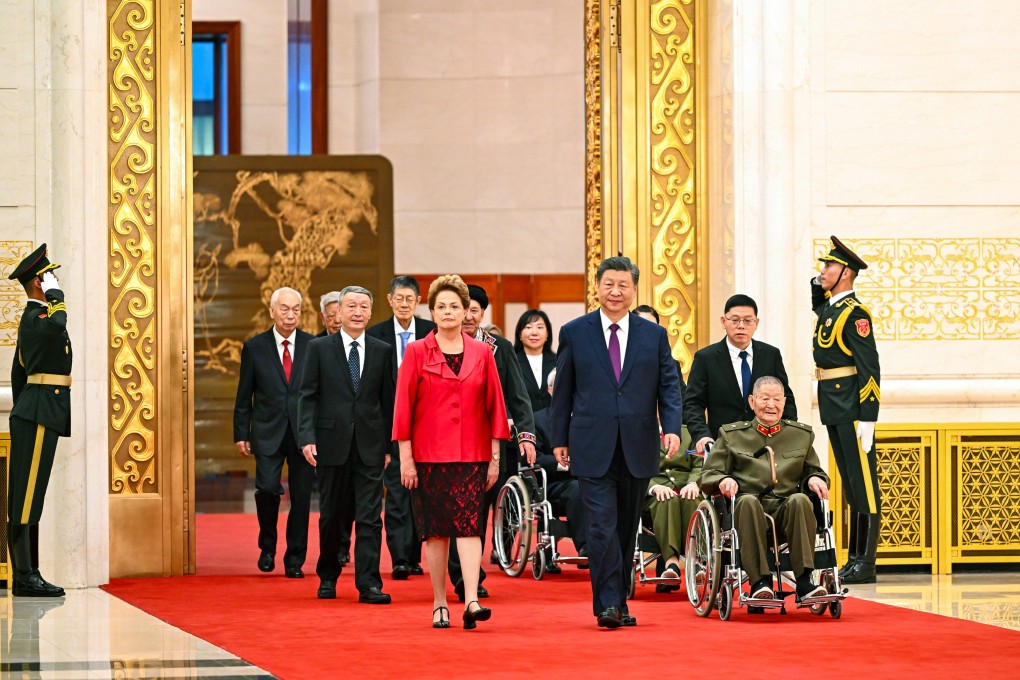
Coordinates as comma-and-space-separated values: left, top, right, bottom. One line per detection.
10, 524, 64, 597
842, 514, 879, 584
838, 512, 860, 578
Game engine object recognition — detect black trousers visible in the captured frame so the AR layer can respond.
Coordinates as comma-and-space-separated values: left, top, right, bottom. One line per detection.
548, 478, 588, 551
253, 425, 315, 569
338, 488, 355, 556
382, 451, 419, 566
7, 416, 59, 526
827, 423, 882, 515
576, 442, 648, 616
316, 441, 385, 593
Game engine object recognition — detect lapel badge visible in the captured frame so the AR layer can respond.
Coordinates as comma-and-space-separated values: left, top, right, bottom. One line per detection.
825, 318, 833, 327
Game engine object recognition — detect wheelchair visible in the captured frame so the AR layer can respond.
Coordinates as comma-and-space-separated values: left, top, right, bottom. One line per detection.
684, 491, 848, 620
628, 517, 686, 598
493, 465, 588, 578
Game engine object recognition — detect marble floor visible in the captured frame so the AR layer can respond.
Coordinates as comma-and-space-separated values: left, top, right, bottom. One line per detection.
0, 588, 272, 680
1, 572, 1018, 679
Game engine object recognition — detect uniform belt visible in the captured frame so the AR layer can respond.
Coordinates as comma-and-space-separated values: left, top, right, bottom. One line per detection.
814, 366, 856, 381
27, 373, 72, 387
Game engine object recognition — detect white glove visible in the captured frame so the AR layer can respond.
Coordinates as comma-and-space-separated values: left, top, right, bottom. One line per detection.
857, 421, 876, 451
40, 271, 61, 293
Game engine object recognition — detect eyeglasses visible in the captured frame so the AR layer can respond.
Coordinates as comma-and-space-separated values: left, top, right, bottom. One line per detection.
725, 316, 758, 327
391, 296, 417, 304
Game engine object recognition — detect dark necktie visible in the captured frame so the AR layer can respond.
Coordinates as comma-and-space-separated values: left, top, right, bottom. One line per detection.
608, 323, 622, 382
399, 331, 411, 361
349, 340, 361, 392
281, 339, 292, 383
739, 349, 751, 400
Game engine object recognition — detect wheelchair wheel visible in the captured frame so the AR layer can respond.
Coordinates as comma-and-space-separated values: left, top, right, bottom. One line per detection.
685, 500, 721, 617
627, 563, 637, 600
829, 599, 842, 619
718, 585, 733, 621
493, 476, 532, 577
809, 602, 828, 615
532, 549, 546, 580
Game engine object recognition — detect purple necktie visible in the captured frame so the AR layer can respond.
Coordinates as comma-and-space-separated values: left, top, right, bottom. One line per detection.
608, 323, 622, 382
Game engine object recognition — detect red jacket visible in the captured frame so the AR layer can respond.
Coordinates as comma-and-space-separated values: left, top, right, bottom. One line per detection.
393, 331, 510, 463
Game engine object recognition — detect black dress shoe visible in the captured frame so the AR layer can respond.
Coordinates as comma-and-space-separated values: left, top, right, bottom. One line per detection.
545, 562, 562, 575
489, 551, 499, 565
597, 606, 623, 629
317, 581, 336, 599
12, 572, 64, 598
359, 587, 392, 605
622, 614, 637, 627
455, 580, 489, 603
655, 583, 681, 593
409, 564, 424, 576
257, 551, 275, 573
338, 552, 351, 567
842, 561, 877, 584
477, 584, 489, 598
432, 606, 450, 629
392, 563, 411, 580
463, 601, 491, 630
577, 546, 590, 570
285, 566, 304, 579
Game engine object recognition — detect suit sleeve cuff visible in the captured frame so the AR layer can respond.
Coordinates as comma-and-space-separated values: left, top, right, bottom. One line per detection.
517, 431, 536, 445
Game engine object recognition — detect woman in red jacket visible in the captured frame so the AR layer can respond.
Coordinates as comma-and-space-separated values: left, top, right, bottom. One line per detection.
394, 274, 509, 630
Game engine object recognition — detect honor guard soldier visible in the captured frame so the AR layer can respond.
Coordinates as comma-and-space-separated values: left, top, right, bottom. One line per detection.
811, 236, 881, 584
6, 244, 70, 597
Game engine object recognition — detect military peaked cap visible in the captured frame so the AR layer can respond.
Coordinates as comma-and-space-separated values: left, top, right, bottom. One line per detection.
7, 243, 60, 286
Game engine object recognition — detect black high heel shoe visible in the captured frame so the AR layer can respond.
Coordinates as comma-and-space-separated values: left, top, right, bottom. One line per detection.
433, 606, 450, 629
462, 600, 491, 630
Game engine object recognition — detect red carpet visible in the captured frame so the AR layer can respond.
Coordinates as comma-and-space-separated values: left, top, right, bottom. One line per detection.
103, 513, 1020, 680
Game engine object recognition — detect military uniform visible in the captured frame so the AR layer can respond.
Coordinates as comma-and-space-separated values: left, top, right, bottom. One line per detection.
644, 427, 699, 565
812, 236, 881, 583
6, 244, 70, 597
699, 419, 828, 588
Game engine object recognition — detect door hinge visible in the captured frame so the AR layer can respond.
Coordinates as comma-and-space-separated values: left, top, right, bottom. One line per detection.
609, 1, 621, 51
179, 2, 186, 45
181, 349, 188, 391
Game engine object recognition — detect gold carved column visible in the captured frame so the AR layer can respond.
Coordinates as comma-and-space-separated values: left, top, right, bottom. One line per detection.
585, 0, 709, 370
107, 0, 194, 576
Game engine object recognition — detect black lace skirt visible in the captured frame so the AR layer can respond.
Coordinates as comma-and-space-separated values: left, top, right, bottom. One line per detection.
412, 462, 487, 539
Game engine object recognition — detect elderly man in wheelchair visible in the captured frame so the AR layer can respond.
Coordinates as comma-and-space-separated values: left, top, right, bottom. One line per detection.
691, 375, 844, 618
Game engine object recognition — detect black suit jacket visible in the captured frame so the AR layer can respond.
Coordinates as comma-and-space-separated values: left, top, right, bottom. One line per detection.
233, 328, 314, 455
296, 332, 396, 467
533, 407, 573, 485
515, 349, 557, 413
683, 337, 797, 443
366, 315, 437, 356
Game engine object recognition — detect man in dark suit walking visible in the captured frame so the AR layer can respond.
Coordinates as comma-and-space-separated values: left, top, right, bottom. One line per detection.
366, 275, 435, 579
684, 294, 797, 454
233, 287, 316, 577
551, 256, 683, 629
299, 286, 396, 604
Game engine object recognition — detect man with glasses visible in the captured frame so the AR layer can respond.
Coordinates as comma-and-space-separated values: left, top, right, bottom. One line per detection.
367, 276, 436, 579
685, 294, 797, 455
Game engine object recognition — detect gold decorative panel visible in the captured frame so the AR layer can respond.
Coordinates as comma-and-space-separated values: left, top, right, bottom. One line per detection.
108, 0, 158, 494
586, 0, 707, 365
648, 0, 700, 372
813, 238, 1020, 340
947, 432, 1020, 564
831, 429, 936, 570
583, 0, 602, 309
0, 241, 35, 347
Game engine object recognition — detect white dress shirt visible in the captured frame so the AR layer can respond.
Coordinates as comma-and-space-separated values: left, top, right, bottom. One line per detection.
392, 316, 417, 366
726, 338, 753, 393
599, 309, 629, 369
272, 327, 297, 365
339, 328, 365, 376
828, 289, 854, 306
526, 352, 543, 389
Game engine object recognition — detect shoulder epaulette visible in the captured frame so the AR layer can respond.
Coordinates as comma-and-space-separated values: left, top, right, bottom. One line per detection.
722, 421, 752, 432
782, 419, 813, 432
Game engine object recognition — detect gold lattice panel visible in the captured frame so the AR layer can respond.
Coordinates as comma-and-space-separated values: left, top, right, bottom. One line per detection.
0, 241, 35, 347
832, 430, 936, 569
812, 237, 1020, 341
1, 433, 9, 580
947, 432, 1020, 564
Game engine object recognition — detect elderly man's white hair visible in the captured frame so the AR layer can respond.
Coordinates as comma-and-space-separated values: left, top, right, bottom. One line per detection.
319, 290, 341, 315
270, 287, 302, 307
547, 368, 557, 390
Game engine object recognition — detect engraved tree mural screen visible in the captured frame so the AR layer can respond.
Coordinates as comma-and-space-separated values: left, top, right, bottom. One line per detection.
193, 156, 394, 483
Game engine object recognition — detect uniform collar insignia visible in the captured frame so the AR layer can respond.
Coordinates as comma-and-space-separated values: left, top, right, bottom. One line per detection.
756, 421, 781, 437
